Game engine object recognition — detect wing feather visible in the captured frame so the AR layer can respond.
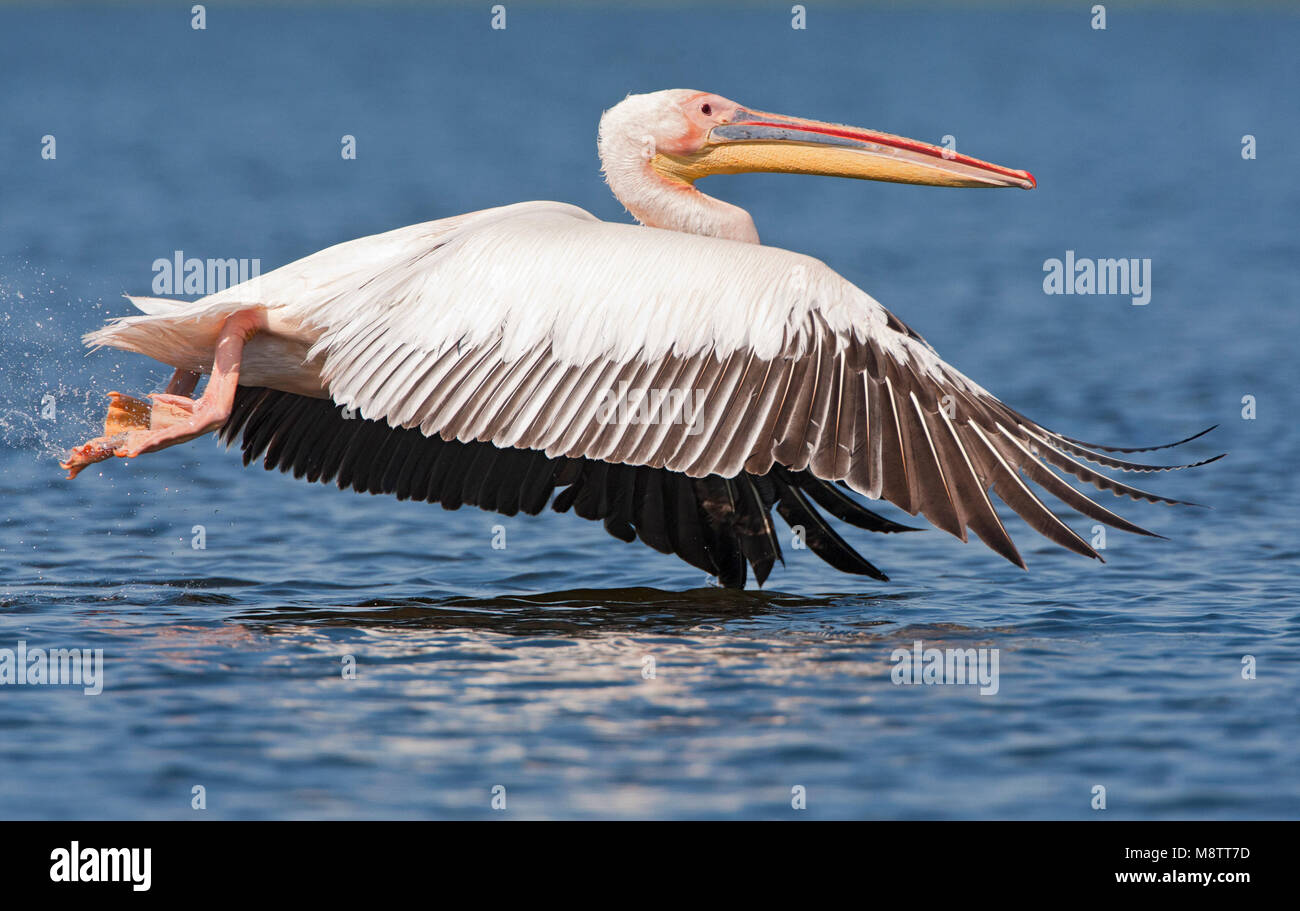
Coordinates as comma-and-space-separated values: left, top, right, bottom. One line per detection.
240, 202, 1215, 571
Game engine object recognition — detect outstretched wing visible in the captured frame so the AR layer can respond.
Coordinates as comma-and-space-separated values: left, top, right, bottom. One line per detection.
269, 200, 1216, 572
220, 385, 922, 587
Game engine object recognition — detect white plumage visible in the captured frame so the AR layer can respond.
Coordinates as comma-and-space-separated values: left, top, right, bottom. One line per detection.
67, 89, 1217, 586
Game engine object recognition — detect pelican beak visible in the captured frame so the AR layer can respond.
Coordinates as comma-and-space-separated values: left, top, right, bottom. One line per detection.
653, 108, 1036, 190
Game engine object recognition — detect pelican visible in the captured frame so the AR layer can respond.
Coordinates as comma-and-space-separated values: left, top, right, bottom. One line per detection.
61, 89, 1219, 586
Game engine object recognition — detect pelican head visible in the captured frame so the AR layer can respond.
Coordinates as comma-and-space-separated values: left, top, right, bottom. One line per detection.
598, 89, 1035, 244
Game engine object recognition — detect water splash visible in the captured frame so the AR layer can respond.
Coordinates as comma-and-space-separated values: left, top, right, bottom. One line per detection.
0, 265, 168, 464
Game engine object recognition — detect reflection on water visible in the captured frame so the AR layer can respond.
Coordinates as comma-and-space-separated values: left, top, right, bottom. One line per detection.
235, 587, 904, 635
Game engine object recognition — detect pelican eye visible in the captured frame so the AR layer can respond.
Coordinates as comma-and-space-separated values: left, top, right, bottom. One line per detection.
701, 103, 712, 116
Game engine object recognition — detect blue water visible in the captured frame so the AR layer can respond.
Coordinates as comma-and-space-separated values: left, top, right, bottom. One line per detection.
1, 4, 1297, 819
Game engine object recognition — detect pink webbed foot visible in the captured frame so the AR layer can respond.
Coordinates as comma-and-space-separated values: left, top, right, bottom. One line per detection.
60, 391, 201, 479
116, 394, 226, 458
146, 392, 200, 412
59, 308, 264, 480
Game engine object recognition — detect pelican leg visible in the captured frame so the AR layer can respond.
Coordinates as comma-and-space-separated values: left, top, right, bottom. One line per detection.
164, 368, 201, 396
120, 309, 266, 457
60, 309, 266, 478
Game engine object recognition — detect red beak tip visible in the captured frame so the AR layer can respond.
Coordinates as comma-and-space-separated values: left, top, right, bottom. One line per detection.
1024, 171, 1037, 190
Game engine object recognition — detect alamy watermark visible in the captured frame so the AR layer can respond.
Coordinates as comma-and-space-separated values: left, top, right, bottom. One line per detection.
0, 640, 103, 695
594, 381, 707, 436
1043, 250, 1151, 306
50, 842, 150, 891
151, 250, 261, 296
890, 640, 999, 696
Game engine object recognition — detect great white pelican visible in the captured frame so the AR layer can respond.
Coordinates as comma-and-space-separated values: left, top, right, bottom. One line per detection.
62, 89, 1218, 586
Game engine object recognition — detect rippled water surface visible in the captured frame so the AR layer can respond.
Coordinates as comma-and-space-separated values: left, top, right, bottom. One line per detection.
1, 5, 1297, 819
